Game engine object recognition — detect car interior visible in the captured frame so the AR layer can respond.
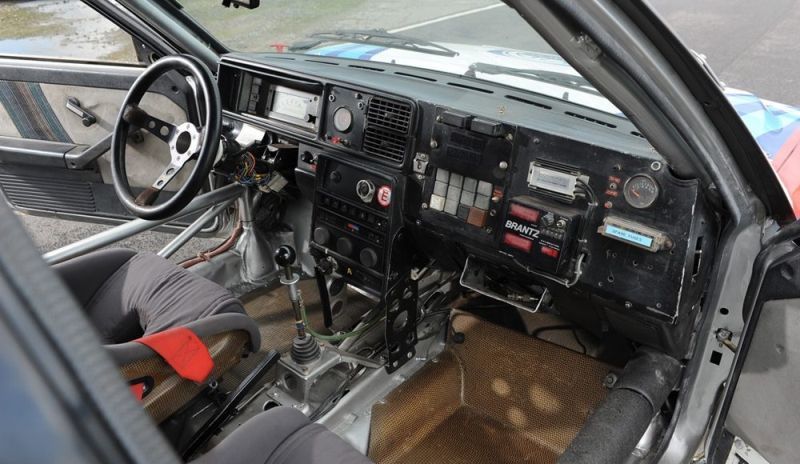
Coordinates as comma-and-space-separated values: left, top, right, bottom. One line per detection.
4, 1, 795, 464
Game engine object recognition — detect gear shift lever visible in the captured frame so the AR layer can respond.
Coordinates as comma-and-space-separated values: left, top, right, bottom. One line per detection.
275, 245, 321, 364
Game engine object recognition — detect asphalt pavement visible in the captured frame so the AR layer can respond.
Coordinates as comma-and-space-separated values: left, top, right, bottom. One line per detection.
17, 1, 800, 256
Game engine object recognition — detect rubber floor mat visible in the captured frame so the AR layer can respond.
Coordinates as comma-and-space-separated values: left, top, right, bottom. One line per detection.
369, 311, 613, 464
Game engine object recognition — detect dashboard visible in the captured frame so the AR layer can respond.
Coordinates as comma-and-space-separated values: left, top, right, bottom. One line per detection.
217, 52, 717, 359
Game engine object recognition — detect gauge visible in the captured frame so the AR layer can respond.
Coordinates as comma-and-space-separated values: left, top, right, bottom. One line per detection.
332, 107, 353, 132
623, 174, 660, 209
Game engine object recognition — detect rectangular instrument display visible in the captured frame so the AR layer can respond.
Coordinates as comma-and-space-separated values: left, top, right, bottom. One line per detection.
268, 86, 318, 127
237, 73, 320, 131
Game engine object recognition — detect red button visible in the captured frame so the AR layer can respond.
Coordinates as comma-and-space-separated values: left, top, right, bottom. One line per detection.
377, 185, 392, 207
509, 203, 540, 222
503, 233, 533, 252
540, 245, 559, 258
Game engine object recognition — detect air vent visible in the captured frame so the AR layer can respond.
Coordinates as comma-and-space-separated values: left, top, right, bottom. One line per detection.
363, 96, 413, 164
394, 71, 437, 82
564, 111, 617, 129
363, 126, 408, 163
367, 96, 412, 134
447, 82, 493, 94
306, 59, 339, 66
348, 63, 385, 72
505, 94, 552, 110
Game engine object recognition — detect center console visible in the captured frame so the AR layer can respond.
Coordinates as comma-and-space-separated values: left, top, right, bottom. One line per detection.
309, 155, 404, 297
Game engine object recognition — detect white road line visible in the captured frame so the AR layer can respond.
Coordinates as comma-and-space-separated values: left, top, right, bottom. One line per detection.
388, 3, 505, 34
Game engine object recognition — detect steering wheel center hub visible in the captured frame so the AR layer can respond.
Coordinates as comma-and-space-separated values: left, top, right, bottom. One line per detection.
171, 122, 202, 158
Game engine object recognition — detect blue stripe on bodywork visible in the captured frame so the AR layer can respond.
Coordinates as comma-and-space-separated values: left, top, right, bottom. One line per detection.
308, 43, 364, 57
732, 101, 770, 117
357, 46, 386, 60
336, 45, 384, 59
755, 119, 800, 159
306, 43, 386, 60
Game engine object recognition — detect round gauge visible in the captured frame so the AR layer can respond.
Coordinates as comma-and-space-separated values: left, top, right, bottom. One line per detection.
332, 107, 354, 132
623, 174, 660, 209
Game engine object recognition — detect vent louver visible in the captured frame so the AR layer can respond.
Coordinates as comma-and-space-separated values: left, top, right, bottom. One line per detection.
366, 96, 412, 133
363, 96, 412, 164
362, 126, 407, 164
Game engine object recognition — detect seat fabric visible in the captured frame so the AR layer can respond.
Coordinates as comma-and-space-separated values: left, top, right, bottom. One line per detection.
192, 406, 373, 464
53, 249, 245, 344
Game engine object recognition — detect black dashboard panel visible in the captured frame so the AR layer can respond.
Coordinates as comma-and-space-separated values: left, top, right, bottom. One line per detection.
217, 53, 717, 356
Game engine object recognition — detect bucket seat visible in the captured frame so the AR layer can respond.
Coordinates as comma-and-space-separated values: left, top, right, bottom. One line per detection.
53, 248, 260, 423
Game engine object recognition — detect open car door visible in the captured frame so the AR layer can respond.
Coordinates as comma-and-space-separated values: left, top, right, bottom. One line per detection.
709, 224, 800, 464
0, 0, 219, 229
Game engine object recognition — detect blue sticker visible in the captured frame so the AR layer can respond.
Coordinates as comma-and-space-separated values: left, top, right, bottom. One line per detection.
605, 225, 654, 248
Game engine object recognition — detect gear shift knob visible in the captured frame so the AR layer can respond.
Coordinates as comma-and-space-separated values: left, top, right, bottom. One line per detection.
274, 245, 296, 268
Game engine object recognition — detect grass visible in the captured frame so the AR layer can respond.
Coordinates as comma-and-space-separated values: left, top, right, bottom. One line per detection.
0, 3, 53, 39
181, 0, 367, 51
0, 1, 137, 63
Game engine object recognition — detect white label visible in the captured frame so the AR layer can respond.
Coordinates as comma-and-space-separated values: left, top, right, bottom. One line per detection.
504, 219, 541, 240
528, 164, 577, 198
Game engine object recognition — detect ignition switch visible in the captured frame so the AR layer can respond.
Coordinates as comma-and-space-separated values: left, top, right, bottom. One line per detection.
356, 179, 376, 203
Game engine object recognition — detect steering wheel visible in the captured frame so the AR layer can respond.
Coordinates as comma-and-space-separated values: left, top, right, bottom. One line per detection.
112, 55, 221, 220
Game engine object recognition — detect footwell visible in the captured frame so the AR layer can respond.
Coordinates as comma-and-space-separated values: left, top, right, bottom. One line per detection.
368, 311, 614, 464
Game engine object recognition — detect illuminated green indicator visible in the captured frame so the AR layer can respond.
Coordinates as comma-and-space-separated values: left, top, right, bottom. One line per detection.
605, 224, 654, 248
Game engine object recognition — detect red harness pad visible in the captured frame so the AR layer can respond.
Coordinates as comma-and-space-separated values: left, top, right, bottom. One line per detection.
135, 327, 213, 383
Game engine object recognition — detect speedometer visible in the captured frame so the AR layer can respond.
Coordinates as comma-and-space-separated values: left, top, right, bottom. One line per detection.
333, 107, 354, 132
623, 174, 660, 209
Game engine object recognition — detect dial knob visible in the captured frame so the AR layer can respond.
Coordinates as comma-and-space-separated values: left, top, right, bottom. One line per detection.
359, 248, 379, 268
313, 227, 331, 245
336, 237, 354, 256
356, 179, 376, 203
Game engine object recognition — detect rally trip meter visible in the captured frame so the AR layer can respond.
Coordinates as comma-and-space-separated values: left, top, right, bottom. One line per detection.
623, 174, 660, 209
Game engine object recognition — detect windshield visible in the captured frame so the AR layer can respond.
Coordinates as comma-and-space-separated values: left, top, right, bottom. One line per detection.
178, 0, 621, 115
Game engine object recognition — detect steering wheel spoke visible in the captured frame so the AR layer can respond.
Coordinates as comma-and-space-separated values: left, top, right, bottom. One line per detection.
123, 105, 177, 144
153, 161, 185, 191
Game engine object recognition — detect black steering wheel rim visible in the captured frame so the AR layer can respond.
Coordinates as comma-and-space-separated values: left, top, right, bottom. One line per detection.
112, 54, 221, 220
